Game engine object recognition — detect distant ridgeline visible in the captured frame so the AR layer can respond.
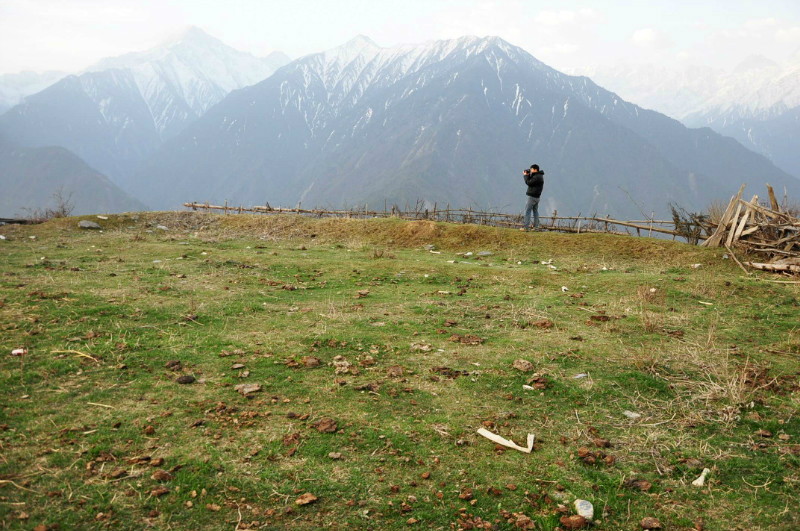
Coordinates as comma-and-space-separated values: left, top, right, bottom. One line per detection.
1, 32, 798, 220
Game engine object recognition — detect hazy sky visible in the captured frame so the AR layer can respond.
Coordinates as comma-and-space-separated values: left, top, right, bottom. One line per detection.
1, 0, 799, 75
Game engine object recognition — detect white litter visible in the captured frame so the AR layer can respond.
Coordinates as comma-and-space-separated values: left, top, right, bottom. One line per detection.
690, 263, 702, 269
573, 373, 588, 379
477, 428, 534, 453
623, 410, 642, 419
97, 215, 108, 220
11, 348, 27, 356
692, 468, 711, 487
561, 286, 569, 292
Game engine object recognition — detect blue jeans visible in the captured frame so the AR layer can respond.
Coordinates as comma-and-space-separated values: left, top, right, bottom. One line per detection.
524, 196, 540, 229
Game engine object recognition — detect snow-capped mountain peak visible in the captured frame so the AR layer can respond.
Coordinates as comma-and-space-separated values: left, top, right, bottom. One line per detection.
80, 26, 290, 135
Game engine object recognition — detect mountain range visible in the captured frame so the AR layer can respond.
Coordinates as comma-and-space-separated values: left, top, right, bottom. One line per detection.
579, 54, 800, 179
1, 30, 798, 220
0, 27, 289, 190
131, 35, 800, 218
0, 135, 144, 217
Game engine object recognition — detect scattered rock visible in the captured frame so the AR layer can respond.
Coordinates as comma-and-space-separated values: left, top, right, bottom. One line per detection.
165, 360, 182, 371
301, 356, 321, 368
176, 375, 195, 384
231, 363, 246, 370
78, 220, 102, 230
640, 517, 662, 529
234, 383, 262, 396
354, 382, 381, 392
333, 355, 351, 374
513, 359, 535, 372
593, 437, 611, 448
151, 486, 170, 497
387, 365, 405, 377
354, 289, 370, 298
156, 225, 168, 231
313, 417, 338, 433
755, 429, 773, 438
574, 499, 594, 521
449, 333, 484, 345
559, 514, 588, 529
295, 492, 318, 506
328, 452, 342, 460
624, 478, 653, 491
151, 470, 173, 482
206, 503, 221, 511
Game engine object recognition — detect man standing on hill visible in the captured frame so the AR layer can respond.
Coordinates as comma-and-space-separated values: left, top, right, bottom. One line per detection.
522, 164, 545, 231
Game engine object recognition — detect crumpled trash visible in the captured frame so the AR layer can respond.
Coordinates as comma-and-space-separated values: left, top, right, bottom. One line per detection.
11, 348, 27, 356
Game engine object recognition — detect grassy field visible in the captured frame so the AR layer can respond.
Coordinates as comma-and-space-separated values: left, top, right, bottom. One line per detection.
1, 212, 798, 531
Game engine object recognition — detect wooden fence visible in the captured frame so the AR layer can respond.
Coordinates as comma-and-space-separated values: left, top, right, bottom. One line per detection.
183, 201, 682, 239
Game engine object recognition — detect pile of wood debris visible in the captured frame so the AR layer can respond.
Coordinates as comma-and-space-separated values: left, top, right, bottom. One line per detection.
701, 184, 800, 274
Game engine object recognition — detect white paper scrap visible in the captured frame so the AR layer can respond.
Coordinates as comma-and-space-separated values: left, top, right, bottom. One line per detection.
477, 428, 534, 453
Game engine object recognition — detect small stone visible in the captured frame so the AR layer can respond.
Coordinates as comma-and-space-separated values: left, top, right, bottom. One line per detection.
755, 429, 773, 438
234, 383, 262, 396
165, 360, 182, 371
328, 452, 342, 460
79, 220, 102, 230
313, 417, 338, 433
176, 375, 195, 384
641, 517, 662, 529
559, 514, 588, 529
574, 499, 594, 521
624, 478, 652, 491
151, 470, 173, 482
512, 359, 535, 372
387, 365, 405, 377
156, 225, 168, 231
593, 437, 611, 448
301, 356, 321, 368
151, 486, 170, 497
206, 503, 221, 511
295, 492, 318, 506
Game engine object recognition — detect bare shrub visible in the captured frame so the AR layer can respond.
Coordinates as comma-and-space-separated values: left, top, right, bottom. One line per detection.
24, 187, 75, 222
669, 203, 709, 245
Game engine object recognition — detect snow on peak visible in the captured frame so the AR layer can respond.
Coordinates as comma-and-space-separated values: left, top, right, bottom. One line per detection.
79, 27, 290, 136
732, 55, 781, 75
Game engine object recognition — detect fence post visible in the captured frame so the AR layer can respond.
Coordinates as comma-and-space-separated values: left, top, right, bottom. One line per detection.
649, 211, 654, 237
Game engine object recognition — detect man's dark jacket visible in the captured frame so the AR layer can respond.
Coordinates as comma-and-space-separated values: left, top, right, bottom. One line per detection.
525, 170, 545, 198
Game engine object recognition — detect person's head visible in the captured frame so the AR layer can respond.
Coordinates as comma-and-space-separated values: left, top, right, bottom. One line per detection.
531, 164, 540, 172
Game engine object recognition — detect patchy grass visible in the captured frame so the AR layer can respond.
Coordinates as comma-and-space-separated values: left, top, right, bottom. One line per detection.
0, 212, 798, 530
